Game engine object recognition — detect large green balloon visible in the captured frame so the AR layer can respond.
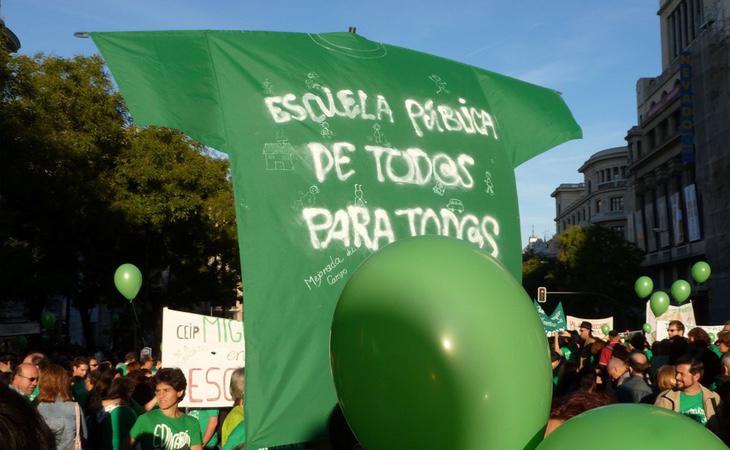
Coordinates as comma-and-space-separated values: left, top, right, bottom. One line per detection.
691, 261, 711, 284
330, 237, 552, 450
671, 279, 691, 303
537, 404, 727, 449
114, 263, 142, 301
601, 324, 610, 336
642, 323, 652, 333
634, 276, 653, 299
649, 291, 670, 317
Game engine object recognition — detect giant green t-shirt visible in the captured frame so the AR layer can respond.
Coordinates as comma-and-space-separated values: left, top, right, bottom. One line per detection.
130, 408, 202, 450
91, 30, 581, 448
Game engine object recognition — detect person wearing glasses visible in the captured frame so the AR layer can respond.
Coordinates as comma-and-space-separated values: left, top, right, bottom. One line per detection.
667, 320, 686, 338
10, 363, 39, 400
88, 357, 100, 373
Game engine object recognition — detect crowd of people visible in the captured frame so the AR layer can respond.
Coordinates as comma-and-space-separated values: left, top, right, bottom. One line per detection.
548, 319, 730, 445
4, 318, 730, 450
0, 351, 247, 450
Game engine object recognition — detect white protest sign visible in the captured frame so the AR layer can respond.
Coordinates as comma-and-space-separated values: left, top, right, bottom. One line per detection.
645, 301, 696, 342
161, 307, 244, 408
566, 315, 614, 340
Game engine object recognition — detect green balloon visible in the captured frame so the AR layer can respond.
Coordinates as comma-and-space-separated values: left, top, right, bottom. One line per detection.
601, 324, 610, 336
671, 279, 691, 303
537, 404, 727, 449
40, 312, 56, 330
114, 263, 142, 301
642, 323, 652, 333
634, 276, 653, 299
710, 332, 717, 342
330, 237, 551, 450
691, 261, 711, 284
650, 291, 670, 317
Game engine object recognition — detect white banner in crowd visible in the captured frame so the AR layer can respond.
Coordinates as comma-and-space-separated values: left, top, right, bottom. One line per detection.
645, 301, 696, 342
161, 307, 245, 408
566, 315, 614, 340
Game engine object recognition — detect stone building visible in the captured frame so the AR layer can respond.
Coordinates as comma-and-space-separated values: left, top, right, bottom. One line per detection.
624, 0, 729, 321
552, 146, 629, 237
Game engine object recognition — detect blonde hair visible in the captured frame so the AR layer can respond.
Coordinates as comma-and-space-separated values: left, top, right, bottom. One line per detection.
229, 368, 245, 404
657, 365, 676, 391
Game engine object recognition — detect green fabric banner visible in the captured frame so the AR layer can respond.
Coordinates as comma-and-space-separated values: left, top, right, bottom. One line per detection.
90, 30, 581, 448
534, 301, 567, 333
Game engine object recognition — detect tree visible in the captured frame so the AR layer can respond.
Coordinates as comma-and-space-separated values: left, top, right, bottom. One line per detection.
522, 226, 644, 329
0, 47, 239, 349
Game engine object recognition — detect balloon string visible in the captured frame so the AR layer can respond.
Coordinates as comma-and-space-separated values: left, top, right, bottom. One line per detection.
130, 302, 146, 346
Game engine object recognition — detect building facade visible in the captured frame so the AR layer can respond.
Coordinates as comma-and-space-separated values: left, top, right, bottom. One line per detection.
552, 146, 629, 237
624, 0, 729, 321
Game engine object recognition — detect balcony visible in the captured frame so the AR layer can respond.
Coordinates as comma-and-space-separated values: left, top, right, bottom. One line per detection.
596, 179, 627, 191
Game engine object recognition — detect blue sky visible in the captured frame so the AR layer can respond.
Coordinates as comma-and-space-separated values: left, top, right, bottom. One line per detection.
2, 0, 662, 246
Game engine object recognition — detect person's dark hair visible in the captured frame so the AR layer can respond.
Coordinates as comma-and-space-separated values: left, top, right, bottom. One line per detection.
611, 344, 630, 362
124, 352, 137, 363
0, 384, 57, 450
630, 333, 647, 352
107, 377, 134, 403
687, 327, 711, 348
71, 356, 89, 369
98, 360, 113, 371
154, 368, 187, 400
86, 368, 117, 416
668, 335, 690, 364
608, 330, 619, 339
328, 405, 361, 450
668, 320, 685, 333
139, 355, 152, 365
550, 390, 615, 421
676, 354, 704, 377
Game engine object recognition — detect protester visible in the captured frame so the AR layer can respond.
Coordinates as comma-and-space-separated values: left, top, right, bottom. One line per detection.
688, 327, 722, 387
577, 321, 597, 367
94, 377, 137, 450
598, 330, 621, 366
36, 363, 87, 450
10, 362, 39, 399
606, 357, 629, 387
716, 331, 730, 355
129, 368, 202, 450
0, 384, 57, 450
667, 320, 686, 338
655, 355, 720, 425
88, 356, 100, 374
221, 368, 245, 447
71, 356, 91, 411
188, 408, 220, 450
656, 364, 677, 391
545, 390, 615, 437
616, 352, 653, 403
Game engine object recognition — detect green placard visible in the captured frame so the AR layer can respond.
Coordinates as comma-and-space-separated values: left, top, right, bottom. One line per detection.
91, 30, 581, 448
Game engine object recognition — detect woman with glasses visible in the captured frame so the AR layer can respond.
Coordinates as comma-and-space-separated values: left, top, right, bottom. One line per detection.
37, 363, 88, 450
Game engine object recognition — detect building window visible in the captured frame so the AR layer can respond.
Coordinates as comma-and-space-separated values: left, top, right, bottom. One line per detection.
637, 140, 643, 158
588, 180, 592, 193
610, 197, 624, 212
596, 199, 602, 214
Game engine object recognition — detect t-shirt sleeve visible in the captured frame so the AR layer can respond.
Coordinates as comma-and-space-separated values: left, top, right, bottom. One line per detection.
474, 68, 582, 168
129, 412, 147, 441
188, 416, 203, 445
90, 31, 228, 151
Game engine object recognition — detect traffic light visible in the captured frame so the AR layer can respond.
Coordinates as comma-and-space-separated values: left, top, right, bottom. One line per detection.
537, 286, 547, 303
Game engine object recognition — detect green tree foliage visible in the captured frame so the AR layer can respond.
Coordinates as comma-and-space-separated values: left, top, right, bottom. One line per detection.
0, 46, 239, 347
523, 226, 644, 328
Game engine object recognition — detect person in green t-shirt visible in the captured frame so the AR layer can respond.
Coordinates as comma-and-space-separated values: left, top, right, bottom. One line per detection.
71, 356, 91, 410
654, 355, 721, 425
129, 368, 203, 450
187, 408, 219, 449
97, 377, 138, 450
